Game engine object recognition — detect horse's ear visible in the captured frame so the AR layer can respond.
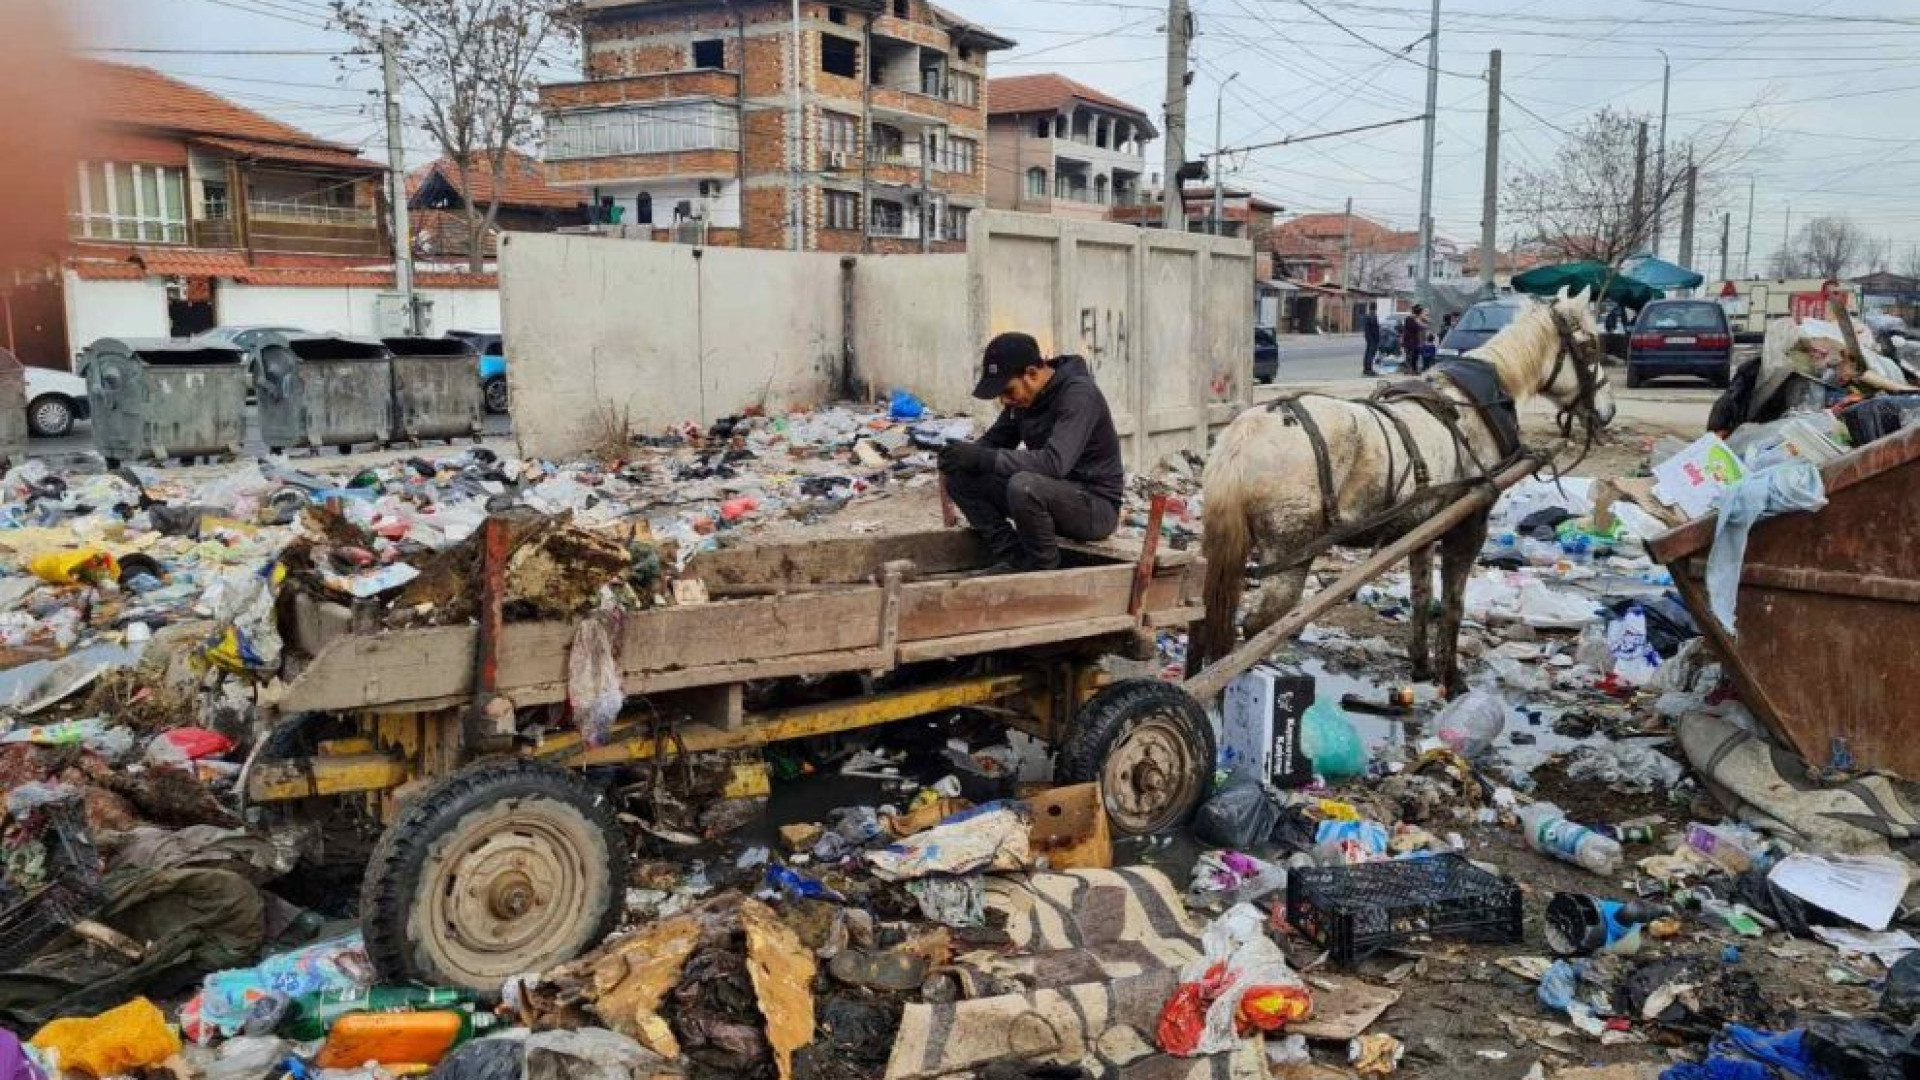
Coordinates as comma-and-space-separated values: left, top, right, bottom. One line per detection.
1573, 286, 1592, 305
1556, 286, 1570, 301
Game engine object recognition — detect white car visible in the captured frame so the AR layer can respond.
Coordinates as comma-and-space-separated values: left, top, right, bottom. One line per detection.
25, 367, 90, 438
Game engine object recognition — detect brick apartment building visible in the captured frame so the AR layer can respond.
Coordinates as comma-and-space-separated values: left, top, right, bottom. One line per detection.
540, 0, 1014, 253
984, 74, 1155, 221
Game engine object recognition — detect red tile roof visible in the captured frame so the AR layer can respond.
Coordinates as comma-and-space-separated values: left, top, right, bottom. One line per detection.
132, 248, 252, 278
987, 75, 1155, 133
1272, 212, 1418, 256
408, 151, 585, 210
69, 260, 147, 282
85, 62, 376, 166
237, 267, 497, 289
194, 136, 383, 172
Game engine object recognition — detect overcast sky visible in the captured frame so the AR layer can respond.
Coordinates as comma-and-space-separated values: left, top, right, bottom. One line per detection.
80, 0, 1920, 275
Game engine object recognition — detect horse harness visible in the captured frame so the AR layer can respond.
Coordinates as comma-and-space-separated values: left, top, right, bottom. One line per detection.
1256, 355, 1532, 577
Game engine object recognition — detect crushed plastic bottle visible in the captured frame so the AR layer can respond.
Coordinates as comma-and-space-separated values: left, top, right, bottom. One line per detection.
1517, 802, 1622, 876
1432, 687, 1508, 759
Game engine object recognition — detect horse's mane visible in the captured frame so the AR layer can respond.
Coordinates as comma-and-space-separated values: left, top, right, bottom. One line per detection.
1466, 300, 1560, 401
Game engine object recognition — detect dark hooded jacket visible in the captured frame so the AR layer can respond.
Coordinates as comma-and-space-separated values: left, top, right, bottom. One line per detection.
978, 355, 1125, 505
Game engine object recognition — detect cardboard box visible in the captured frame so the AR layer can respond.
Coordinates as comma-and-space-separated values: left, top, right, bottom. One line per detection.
1221, 666, 1315, 788
1027, 782, 1111, 870
1652, 433, 1747, 519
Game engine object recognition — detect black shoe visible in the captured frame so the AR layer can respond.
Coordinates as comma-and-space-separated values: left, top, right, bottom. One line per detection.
981, 559, 1028, 576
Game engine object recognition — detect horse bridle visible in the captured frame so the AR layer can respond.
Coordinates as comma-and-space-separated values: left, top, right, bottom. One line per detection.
1545, 307, 1608, 472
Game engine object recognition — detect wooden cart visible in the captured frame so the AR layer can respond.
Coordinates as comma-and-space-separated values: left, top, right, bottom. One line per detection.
246, 521, 1212, 991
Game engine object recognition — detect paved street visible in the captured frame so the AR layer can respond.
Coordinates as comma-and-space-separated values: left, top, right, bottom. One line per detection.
1268, 332, 1371, 384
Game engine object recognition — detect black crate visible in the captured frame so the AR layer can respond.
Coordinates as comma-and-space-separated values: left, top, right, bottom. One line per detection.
0, 797, 104, 968
1285, 853, 1523, 966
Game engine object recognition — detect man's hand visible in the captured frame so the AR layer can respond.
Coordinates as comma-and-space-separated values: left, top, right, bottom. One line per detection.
939, 441, 994, 474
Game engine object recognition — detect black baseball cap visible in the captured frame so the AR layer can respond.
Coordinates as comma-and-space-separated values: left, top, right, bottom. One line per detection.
973, 332, 1044, 400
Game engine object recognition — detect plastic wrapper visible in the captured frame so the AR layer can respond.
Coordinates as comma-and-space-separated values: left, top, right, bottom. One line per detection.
566, 614, 625, 747
198, 934, 372, 1039
1302, 697, 1366, 779
29, 999, 181, 1079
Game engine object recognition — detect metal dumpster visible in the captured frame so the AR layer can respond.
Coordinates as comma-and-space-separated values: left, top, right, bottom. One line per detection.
84, 338, 248, 465
381, 337, 483, 444
1649, 421, 1920, 778
0, 350, 28, 466
257, 335, 394, 454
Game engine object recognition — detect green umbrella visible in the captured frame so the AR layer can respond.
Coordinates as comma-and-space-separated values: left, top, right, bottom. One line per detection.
1511, 261, 1663, 308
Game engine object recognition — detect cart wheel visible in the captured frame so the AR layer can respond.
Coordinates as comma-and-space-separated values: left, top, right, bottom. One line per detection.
361, 759, 626, 993
1059, 679, 1215, 836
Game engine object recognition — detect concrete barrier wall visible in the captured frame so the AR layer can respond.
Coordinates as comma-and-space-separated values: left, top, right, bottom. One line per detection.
501, 212, 1254, 464
500, 234, 847, 458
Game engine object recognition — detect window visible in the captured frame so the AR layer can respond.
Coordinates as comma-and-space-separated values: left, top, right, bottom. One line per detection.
944, 205, 969, 241
635, 192, 653, 225
691, 39, 724, 69
1026, 168, 1047, 198
546, 101, 740, 159
822, 112, 858, 161
939, 136, 976, 175
1094, 175, 1109, 205
825, 190, 859, 231
203, 181, 230, 220
72, 161, 187, 243
870, 199, 904, 236
1638, 302, 1728, 332
947, 71, 978, 106
1034, 117, 1051, 138
1457, 303, 1518, 332
821, 36, 858, 78
920, 64, 944, 97
870, 124, 904, 162
893, 0, 909, 16
828, 5, 846, 23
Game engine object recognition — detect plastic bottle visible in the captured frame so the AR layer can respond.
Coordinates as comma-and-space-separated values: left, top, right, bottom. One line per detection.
1432, 688, 1508, 759
1517, 802, 1622, 876
1559, 531, 1594, 567
280, 987, 481, 1042
1685, 823, 1768, 874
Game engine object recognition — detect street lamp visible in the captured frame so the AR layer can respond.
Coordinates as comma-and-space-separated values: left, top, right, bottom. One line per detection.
1212, 72, 1239, 236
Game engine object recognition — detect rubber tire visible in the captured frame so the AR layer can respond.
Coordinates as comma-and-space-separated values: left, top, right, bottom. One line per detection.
1625, 366, 1645, 389
483, 376, 509, 415
361, 759, 626, 992
27, 395, 74, 438
1059, 678, 1216, 837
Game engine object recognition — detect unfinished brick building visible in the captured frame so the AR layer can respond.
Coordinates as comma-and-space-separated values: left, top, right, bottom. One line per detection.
540, 0, 1013, 253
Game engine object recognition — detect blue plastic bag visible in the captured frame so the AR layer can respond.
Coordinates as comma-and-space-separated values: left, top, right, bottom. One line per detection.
889, 389, 927, 421
1301, 697, 1366, 779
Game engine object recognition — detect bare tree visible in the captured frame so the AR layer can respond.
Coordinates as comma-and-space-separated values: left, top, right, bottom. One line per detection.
1349, 249, 1402, 294
1767, 243, 1810, 279
1900, 245, 1920, 280
1799, 215, 1868, 279
1504, 106, 1750, 270
334, 0, 582, 272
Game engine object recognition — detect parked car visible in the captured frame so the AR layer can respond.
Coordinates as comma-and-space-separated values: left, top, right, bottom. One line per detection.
187, 325, 315, 386
1627, 300, 1734, 388
1439, 298, 1526, 357
25, 367, 90, 438
447, 331, 509, 414
1376, 313, 1406, 358
1254, 327, 1280, 384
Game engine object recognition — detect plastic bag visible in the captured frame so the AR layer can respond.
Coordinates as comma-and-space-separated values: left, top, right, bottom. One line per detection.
1431, 688, 1507, 759
1706, 461, 1827, 636
888, 389, 926, 421
1302, 697, 1366, 779
1804, 1017, 1920, 1080
1193, 773, 1284, 849
1884, 952, 1920, 1022
1156, 904, 1309, 1057
30, 998, 181, 1079
1606, 607, 1662, 686
27, 549, 117, 585
567, 613, 624, 747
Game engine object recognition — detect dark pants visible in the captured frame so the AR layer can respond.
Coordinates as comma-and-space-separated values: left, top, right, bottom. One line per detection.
1362, 338, 1380, 373
943, 468, 1120, 570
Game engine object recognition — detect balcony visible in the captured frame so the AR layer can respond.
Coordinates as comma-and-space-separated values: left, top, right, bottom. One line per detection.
546, 100, 740, 162
245, 200, 384, 257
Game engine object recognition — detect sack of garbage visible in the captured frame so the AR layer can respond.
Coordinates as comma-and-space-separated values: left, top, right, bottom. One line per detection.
1193, 773, 1285, 850
1302, 698, 1366, 779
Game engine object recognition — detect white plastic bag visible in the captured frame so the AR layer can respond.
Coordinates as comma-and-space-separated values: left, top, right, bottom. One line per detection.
1605, 607, 1661, 686
1165, 903, 1308, 1056
567, 613, 624, 746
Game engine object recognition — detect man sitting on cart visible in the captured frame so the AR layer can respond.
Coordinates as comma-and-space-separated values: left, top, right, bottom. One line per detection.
938, 331, 1126, 573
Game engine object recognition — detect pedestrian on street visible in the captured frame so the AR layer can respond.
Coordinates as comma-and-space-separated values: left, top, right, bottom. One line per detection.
938, 332, 1125, 574
1400, 305, 1430, 372
1440, 311, 1458, 342
1361, 308, 1382, 376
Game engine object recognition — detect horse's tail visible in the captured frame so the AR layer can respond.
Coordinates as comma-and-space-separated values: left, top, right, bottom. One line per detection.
1195, 445, 1255, 675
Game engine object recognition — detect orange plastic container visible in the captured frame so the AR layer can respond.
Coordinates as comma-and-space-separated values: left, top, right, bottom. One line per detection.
314, 1011, 465, 1068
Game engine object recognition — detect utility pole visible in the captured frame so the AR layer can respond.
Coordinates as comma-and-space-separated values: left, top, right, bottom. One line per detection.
1480, 48, 1501, 299
1719, 212, 1731, 284
789, 0, 803, 251
1161, 0, 1192, 232
1651, 48, 1670, 259
380, 28, 419, 335
1415, 0, 1440, 306
1783, 205, 1792, 273
1742, 178, 1755, 278
1677, 156, 1697, 282
1630, 121, 1648, 251
920, 136, 932, 253
1341, 196, 1354, 289
1211, 72, 1238, 236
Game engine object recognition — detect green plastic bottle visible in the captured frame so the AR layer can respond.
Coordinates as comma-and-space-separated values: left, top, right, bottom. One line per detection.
279, 987, 483, 1042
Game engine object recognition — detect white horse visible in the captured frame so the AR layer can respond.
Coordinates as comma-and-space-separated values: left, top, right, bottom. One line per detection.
1193, 289, 1617, 692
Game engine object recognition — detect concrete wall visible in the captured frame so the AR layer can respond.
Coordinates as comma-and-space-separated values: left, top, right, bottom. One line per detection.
216, 284, 502, 337
502, 210, 1254, 465
65, 274, 170, 349
500, 232, 846, 458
